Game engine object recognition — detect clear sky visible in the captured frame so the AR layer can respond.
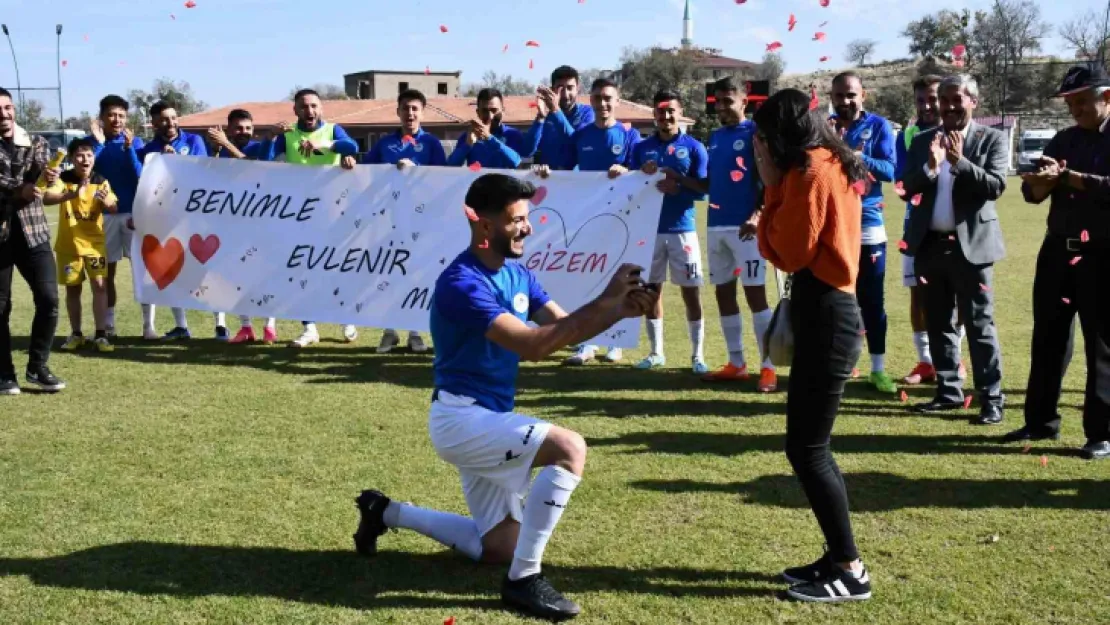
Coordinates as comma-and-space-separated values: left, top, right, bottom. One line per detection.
0, 0, 1100, 119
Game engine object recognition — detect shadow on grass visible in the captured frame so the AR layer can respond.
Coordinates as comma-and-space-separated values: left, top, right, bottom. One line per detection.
591, 431, 1079, 457
633, 472, 1110, 511
0, 543, 779, 610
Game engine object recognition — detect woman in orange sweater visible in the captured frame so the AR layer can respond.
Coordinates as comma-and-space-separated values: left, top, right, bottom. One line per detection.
754, 89, 871, 603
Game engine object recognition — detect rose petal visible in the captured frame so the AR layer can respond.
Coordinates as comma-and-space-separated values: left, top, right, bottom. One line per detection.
478, 239, 489, 249
894, 180, 906, 197
736, 156, 746, 170
1080, 229, 1090, 242
539, 215, 548, 224
1070, 256, 1082, 265
963, 396, 973, 409
709, 203, 721, 209
184, 0, 196, 7
766, 41, 783, 52
851, 180, 867, 195
733, 267, 743, 276
683, 245, 692, 253
637, 240, 646, 246
979, 283, 990, 292
468, 162, 481, 172
919, 276, 928, 285
730, 170, 743, 182
528, 59, 534, 70
898, 240, 908, 251
819, 56, 830, 62
910, 193, 922, 206
1061, 297, 1071, 305
1039, 455, 1048, 467
439, 25, 449, 33
899, 390, 908, 402
525, 40, 540, 47
464, 206, 478, 221
667, 145, 676, 155
819, 0, 830, 6
814, 32, 826, 41
502, 44, 509, 53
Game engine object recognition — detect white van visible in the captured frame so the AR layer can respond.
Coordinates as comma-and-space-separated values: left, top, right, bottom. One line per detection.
1017, 129, 1056, 173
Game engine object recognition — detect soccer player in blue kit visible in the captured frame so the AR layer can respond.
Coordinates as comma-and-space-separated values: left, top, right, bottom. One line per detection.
559, 77, 641, 366
527, 65, 595, 170
625, 90, 710, 373
352, 174, 656, 621
700, 77, 778, 392
447, 88, 529, 169
830, 72, 899, 394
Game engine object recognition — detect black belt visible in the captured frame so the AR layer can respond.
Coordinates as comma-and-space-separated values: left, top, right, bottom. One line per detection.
1047, 233, 1104, 252
925, 231, 959, 243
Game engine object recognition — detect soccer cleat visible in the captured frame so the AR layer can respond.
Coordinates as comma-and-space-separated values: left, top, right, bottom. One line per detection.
343, 325, 359, 343
1081, 440, 1110, 460
692, 359, 710, 375
902, 362, 936, 385
59, 334, 86, 351
377, 330, 400, 354
757, 367, 778, 393
502, 573, 582, 621
143, 328, 160, 340
163, 327, 191, 340
787, 565, 872, 603
215, 325, 230, 341
563, 345, 596, 366
702, 362, 750, 382
229, 327, 257, 344
1001, 425, 1060, 443
634, 354, 666, 369
353, 489, 391, 557
93, 337, 114, 353
599, 347, 623, 363
868, 371, 899, 394
408, 333, 429, 353
262, 327, 278, 345
783, 552, 836, 585
289, 329, 320, 348
0, 376, 20, 396
25, 366, 65, 392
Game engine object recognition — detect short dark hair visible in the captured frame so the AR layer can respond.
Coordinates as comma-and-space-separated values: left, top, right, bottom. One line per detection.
293, 88, 320, 103
912, 74, 943, 93
227, 109, 252, 125
99, 95, 129, 114
551, 65, 580, 86
149, 100, 176, 119
398, 89, 427, 108
67, 136, 97, 156
653, 89, 682, 106
753, 88, 868, 183
713, 76, 746, 96
590, 77, 618, 93
464, 174, 536, 218
832, 71, 864, 89
476, 88, 504, 105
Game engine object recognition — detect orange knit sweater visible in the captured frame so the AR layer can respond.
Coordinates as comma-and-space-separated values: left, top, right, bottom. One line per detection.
757, 148, 862, 293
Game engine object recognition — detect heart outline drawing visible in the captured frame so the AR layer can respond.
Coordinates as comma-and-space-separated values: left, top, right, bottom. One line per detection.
142, 235, 185, 290
188, 233, 221, 264
526, 207, 630, 300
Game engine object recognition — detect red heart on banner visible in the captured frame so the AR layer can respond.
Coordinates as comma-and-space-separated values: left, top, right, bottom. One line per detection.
142, 235, 185, 290
532, 185, 548, 205
188, 233, 221, 264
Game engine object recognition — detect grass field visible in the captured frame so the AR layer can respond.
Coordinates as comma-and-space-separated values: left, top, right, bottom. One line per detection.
1, 181, 1107, 625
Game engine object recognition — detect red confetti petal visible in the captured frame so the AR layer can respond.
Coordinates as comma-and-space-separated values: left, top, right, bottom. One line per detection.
525, 40, 540, 47
870, 253, 879, 264
529, 59, 534, 70
468, 162, 481, 172
424, 66, 430, 75
894, 180, 906, 197
683, 245, 692, 253
478, 239, 489, 249
819, 56, 830, 62
83, 34, 89, 41
899, 390, 908, 402
184, 0, 196, 7
464, 206, 478, 222
1070, 256, 1082, 265
951, 44, 966, 58
439, 25, 449, 33
814, 32, 826, 41
502, 44, 509, 53
735, 156, 746, 170
445, 618, 456, 625
736, 0, 747, 3
539, 215, 548, 224
766, 41, 783, 52
819, 0, 830, 6
733, 267, 743, 276
1080, 230, 1090, 242
528, 101, 538, 108
979, 283, 991, 292
1039, 455, 1048, 468
709, 203, 721, 209
963, 396, 973, 409
401, 135, 415, 145
637, 240, 646, 246
1061, 297, 1071, 305
730, 170, 743, 182
910, 194, 923, 206
60, 59, 68, 67
667, 145, 676, 155
867, 172, 876, 182
919, 276, 928, 285
851, 180, 867, 195
788, 14, 797, 31
898, 240, 908, 251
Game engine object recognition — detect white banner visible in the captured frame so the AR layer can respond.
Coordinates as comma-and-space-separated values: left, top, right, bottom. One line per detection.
131, 155, 664, 347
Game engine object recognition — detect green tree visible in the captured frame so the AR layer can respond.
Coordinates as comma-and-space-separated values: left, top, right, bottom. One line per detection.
462, 71, 536, 97
1059, 8, 1110, 64
968, 0, 1050, 112
288, 83, 349, 100
870, 86, 915, 127
902, 10, 970, 59
755, 51, 786, 89
126, 78, 209, 136
845, 39, 878, 66
15, 99, 51, 131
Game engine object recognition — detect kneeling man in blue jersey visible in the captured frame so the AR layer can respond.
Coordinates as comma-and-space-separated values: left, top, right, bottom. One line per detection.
353, 174, 656, 621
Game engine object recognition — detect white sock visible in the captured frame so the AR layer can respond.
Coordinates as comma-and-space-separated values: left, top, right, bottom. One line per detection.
141, 304, 155, 331
647, 318, 664, 356
687, 318, 705, 362
508, 466, 581, 581
383, 501, 483, 561
214, 312, 226, 327
264, 318, 277, 330
870, 353, 885, 373
913, 331, 931, 364
239, 315, 252, 328
106, 307, 116, 328
751, 308, 774, 369
303, 322, 318, 336
957, 325, 966, 360
171, 307, 188, 329
408, 330, 420, 339
720, 314, 745, 366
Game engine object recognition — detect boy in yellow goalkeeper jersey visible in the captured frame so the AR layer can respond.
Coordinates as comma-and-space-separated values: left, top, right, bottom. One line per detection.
39, 137, 118, 352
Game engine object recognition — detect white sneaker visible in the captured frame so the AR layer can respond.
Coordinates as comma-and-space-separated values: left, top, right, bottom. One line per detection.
563, 345, 596, 365
408, 333, 428, 353
377, 330, 400, 354
142, 328, 159, 340
692, 358, 710, 375
599, 347, 623, 363
343, 325, 359, 343
290, 329, 320, 348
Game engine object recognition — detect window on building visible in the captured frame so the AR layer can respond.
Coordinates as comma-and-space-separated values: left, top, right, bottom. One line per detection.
712, 70, 721, 78
438, 82, 449, 95
398, 82, 409, 93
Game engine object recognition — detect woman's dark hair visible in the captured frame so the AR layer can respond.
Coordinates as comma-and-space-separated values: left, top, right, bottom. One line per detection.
752, 88, 866, 183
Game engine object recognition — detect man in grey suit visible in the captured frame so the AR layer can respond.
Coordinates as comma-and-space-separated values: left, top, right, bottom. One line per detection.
901, 74, 1008, 425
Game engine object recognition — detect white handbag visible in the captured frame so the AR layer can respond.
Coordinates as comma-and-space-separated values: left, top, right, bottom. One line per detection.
762, 270, 794, 367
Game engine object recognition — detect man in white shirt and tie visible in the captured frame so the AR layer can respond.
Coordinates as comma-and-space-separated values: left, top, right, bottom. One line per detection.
900, 74, 1009, 426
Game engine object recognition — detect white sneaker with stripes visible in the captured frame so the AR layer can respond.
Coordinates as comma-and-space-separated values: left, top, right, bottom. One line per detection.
786, 565, 871, 603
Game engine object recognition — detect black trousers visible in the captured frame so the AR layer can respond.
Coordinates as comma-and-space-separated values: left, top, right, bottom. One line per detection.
786, 269, 864, 563
0, 218, 59, 377
1024, 235, 1110, 442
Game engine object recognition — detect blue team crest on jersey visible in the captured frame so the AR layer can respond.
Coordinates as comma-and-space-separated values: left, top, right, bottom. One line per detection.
733, 139, 746, 151
414, 142, 424, 152
861, 128, 873, 140
180, 146, 190, 155
676, 147, 689, 159
512, 292, 528, 314
611, 143, 623, 155
644, 150, 658, 160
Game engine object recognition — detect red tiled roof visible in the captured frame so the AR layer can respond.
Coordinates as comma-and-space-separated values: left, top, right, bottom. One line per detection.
179, 96, 690, 129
